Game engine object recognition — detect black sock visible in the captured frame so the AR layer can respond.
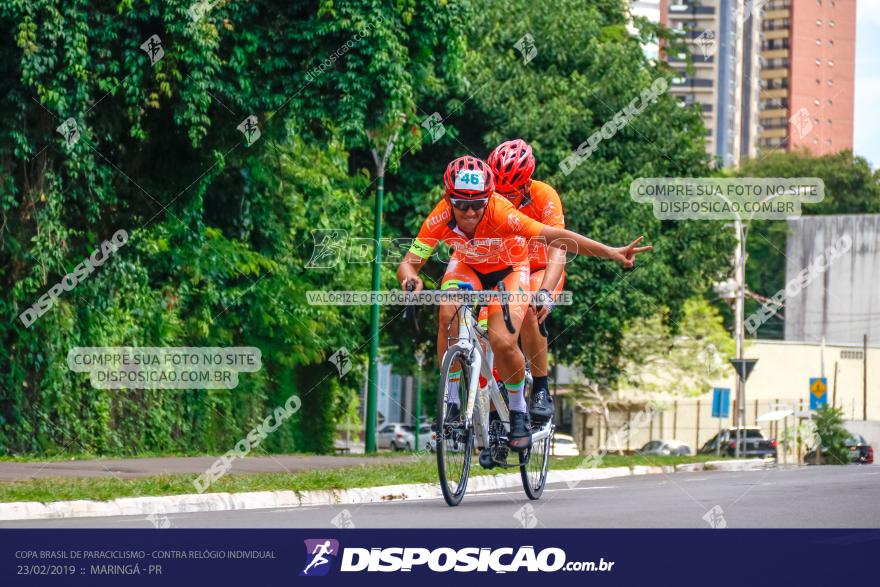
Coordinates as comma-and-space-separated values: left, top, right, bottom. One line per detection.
533, 375, 548, 395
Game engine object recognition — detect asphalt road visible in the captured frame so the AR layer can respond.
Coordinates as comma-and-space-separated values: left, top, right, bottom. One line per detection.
4, 464, 879, 529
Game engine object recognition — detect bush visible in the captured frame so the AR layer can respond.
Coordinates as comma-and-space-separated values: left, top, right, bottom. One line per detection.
813, 406, 851, 465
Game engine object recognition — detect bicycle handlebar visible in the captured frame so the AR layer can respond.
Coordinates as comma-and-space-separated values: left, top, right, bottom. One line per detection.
496, 282, 516, 335
401, 280, 417, 323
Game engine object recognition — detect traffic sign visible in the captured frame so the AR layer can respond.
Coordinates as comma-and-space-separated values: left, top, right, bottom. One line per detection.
712, 387, 730, 419
729, 358, 758, 383
809, 377, 828, 409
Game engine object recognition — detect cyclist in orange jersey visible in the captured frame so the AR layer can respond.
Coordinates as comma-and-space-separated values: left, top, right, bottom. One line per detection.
396, 155, 651, 450
487, 139, 564, 424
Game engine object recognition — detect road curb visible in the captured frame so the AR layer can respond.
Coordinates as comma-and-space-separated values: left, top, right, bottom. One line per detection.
0, 459, 771, 522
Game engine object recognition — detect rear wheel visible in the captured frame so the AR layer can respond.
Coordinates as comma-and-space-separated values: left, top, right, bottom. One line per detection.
436, 347, 474, 507
520, 377, 551, 499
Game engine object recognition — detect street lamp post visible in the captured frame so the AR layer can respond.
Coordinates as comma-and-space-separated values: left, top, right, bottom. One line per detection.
365, 173, 384, 454
728, 190, 789, 459
415, 350, 425, 452
364, 124, 403, 454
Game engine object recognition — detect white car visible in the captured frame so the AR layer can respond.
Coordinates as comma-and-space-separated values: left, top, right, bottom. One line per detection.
550, 433, 580, 456
376, 423, 416, 450
419, 424, 436, 452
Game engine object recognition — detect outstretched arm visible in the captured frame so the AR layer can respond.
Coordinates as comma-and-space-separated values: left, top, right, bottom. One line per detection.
539, 226, 652, 269
537, 245, 566, 292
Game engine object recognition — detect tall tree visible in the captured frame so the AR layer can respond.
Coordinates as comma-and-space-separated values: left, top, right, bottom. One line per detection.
0, 0, 469, 454
384, 0, 734, 386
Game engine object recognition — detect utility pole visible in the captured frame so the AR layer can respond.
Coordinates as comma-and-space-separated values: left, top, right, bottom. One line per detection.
864, 334, 868, 421
364, 124, 403, 453
733, 219, 746, 459
832, 362, 838, 408
718, 192, 787, 458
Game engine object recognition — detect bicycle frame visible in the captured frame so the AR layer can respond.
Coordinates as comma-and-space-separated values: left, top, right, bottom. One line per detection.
447, 303, 553, 450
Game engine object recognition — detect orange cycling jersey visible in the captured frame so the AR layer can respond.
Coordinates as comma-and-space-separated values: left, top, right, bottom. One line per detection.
515, 180, 565, 271
408, 194, 545, 273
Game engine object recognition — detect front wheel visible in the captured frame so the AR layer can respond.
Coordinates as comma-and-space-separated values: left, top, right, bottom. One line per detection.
436, 346, 474, 507
520, 377, 551, 499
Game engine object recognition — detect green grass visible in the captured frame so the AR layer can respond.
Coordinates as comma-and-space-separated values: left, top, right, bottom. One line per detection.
0, 450, 402, 463
0, 454, 719, 503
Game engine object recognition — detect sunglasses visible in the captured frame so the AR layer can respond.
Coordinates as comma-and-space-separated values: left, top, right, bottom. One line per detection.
449, 198, 488, 212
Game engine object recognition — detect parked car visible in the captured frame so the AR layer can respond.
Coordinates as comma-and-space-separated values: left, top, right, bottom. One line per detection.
550, 434, 580, 456
419, 424, 436, 452
699, 427, 777, 459
804, 434, 874, 465
638, 440, 692, 456
376, 423, 416, 450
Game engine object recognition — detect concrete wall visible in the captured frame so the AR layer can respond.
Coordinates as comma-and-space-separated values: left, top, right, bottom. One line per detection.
784, 215, 880, 346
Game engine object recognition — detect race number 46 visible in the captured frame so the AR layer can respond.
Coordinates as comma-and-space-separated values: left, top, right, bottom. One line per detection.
454, 170, 485, 191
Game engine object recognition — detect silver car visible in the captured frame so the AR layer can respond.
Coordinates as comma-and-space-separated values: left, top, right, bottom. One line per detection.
638, 439, 692, 456
376, 423, 416, 450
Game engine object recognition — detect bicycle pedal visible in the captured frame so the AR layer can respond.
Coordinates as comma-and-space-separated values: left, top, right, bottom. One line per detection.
490, 446, 510, 466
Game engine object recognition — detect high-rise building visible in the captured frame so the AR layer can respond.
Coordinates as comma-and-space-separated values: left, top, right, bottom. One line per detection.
760, 0, 856, 154
647, 0, 856, 164
659, 0, 763, 167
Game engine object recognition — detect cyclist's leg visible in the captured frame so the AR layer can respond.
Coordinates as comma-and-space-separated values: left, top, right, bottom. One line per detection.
521, 268, 565, 421
439, 257, 481, 413
486, 264, 531, 448
521, 267, 549, 378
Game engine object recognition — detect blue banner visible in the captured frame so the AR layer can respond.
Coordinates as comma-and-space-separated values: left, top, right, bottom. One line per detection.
712, 387, 730, 418
1, 529, 875, 585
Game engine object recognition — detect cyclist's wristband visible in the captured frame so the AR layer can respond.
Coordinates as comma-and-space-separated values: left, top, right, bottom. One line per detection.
536, 288, 554, 311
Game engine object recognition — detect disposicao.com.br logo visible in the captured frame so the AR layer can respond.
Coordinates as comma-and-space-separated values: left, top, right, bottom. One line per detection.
300, 539, 340, 576
300, 542, 614, 574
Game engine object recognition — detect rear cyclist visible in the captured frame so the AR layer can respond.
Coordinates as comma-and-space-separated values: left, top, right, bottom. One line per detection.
487, 138, 564, 424
396, 156, 651, 451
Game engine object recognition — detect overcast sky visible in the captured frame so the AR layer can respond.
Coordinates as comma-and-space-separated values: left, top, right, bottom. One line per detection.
854, 0, 880, 168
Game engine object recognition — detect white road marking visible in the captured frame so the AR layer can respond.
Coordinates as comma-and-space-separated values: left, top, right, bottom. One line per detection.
472, 485, 617, 497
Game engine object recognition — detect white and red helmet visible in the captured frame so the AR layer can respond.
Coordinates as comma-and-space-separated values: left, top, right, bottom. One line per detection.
487, 139, 535, 194
442, 155, 495, 199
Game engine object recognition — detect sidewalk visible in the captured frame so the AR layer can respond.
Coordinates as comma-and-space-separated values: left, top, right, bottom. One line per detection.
0, 453, 412, 481
0, 459, 777, 522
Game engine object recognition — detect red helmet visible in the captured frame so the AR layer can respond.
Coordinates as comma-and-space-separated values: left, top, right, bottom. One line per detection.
487, 139, 535, 193
442, 156, 495, 199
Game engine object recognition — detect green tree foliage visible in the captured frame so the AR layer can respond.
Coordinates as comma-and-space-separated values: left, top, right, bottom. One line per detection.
812, 405, 852, 465
0, 0, 467, 455
732, 150, 880, 339
0, 0, 737, 455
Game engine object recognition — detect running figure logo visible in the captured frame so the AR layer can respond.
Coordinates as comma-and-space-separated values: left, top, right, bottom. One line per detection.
300, 539, 340, 576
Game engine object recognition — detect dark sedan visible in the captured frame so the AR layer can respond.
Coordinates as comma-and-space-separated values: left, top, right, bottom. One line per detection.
699, 427, 778, 459
804, 434, 874, 465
